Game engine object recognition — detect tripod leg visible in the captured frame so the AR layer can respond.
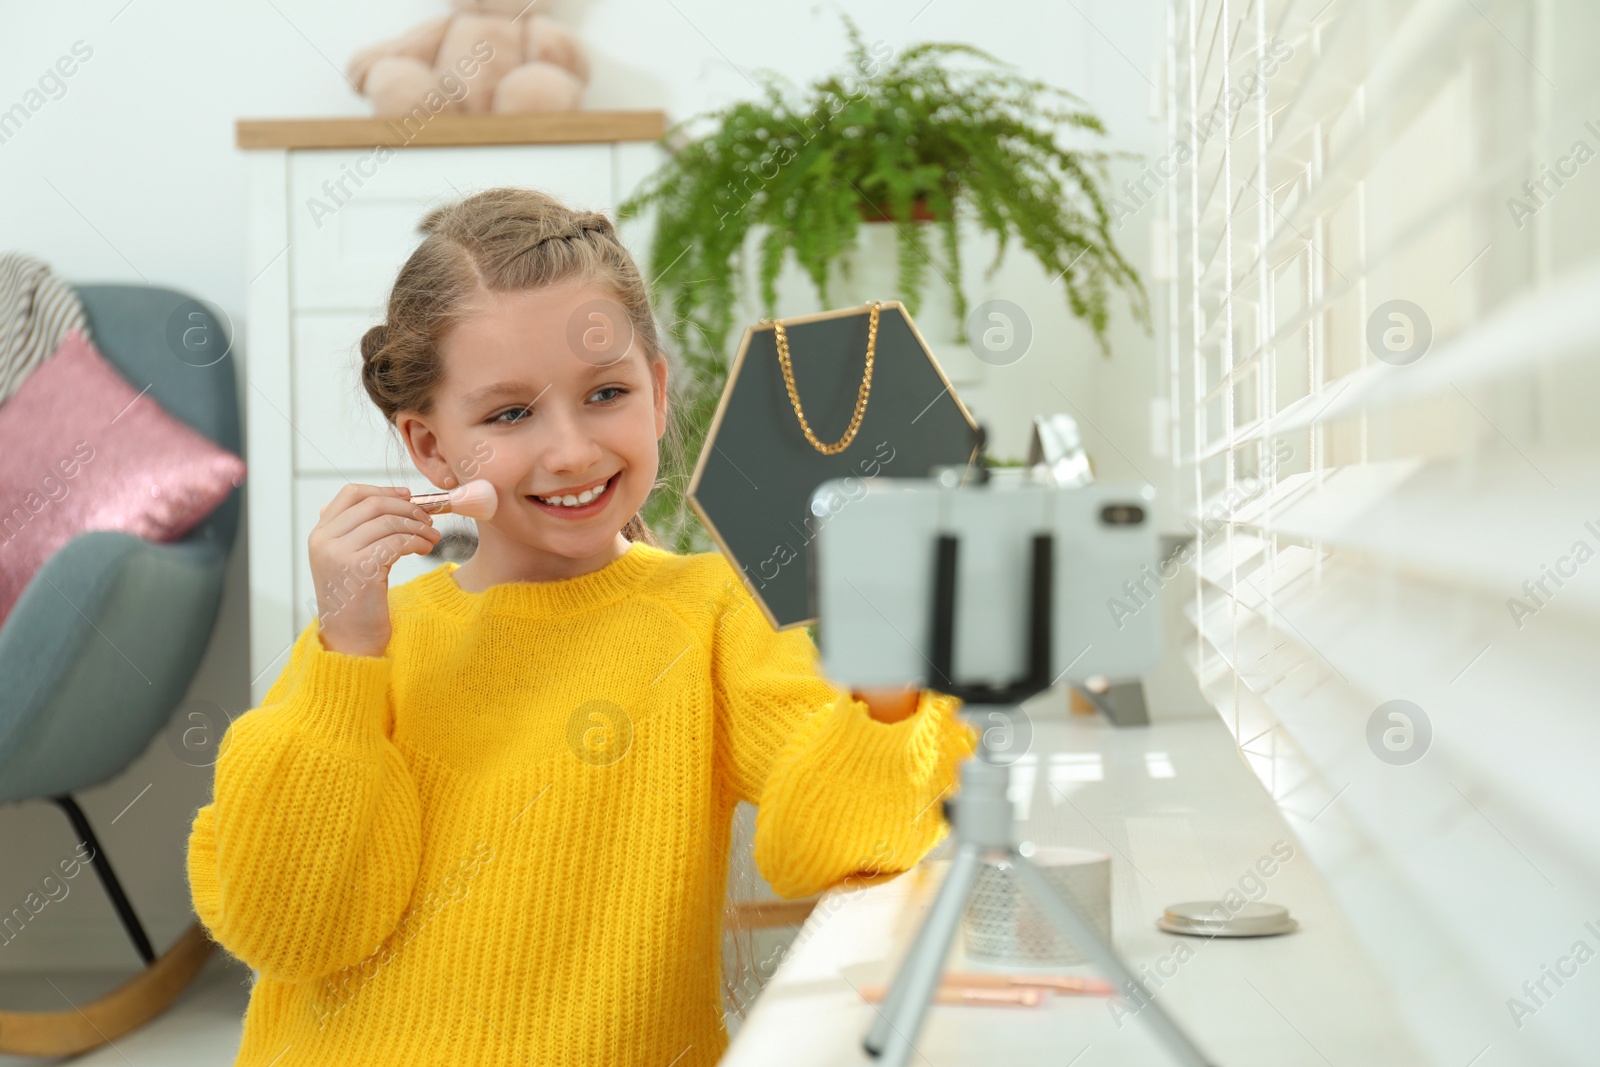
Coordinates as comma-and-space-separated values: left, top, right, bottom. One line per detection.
1008, 855, 1215, 1067
862, 840, 984, 1065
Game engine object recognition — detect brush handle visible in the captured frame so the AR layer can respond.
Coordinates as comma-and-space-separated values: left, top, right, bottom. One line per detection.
857, 983, 1042, 1007
408, 490, 455, 514
941, 971, 1115, 995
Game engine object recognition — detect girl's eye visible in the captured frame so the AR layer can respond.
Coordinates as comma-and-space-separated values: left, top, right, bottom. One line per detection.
489, 406, 530, 425
485, 388, 627, 425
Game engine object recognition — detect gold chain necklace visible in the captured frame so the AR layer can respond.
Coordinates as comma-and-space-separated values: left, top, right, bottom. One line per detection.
766, 300, 881, 456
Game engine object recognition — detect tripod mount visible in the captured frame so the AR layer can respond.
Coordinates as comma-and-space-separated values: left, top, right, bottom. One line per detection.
860, 528, 1215, 1067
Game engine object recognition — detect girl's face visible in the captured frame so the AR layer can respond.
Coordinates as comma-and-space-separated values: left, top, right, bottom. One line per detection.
397, 279, 667, 580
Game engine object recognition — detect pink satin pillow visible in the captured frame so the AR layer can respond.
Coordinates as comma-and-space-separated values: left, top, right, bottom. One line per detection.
0, 327, 246, 624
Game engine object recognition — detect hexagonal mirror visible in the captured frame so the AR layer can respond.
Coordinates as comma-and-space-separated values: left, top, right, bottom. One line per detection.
687, 301, 981, 631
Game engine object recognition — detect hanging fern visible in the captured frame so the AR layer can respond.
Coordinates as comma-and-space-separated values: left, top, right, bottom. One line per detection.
620, 14, 1149, 553
620, 14, 1148, 374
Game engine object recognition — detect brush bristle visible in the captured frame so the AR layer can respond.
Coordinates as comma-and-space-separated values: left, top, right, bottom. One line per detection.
448, 479, 499, 519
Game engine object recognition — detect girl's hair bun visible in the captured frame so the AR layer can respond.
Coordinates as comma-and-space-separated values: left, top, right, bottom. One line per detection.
359, 322, 389, 362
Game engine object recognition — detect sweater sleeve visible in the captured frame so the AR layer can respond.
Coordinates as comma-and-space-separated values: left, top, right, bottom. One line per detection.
185, 618, 423, 985
709, 568, 978, 899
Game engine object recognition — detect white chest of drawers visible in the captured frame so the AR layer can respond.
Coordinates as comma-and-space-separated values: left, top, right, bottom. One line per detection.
237, 113, 666, 702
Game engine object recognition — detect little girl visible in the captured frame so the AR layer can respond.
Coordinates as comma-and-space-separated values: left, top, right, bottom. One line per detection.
186, 186, 975, 1066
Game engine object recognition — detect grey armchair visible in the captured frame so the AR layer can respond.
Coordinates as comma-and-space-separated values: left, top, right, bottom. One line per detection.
0, 283, 241, 1056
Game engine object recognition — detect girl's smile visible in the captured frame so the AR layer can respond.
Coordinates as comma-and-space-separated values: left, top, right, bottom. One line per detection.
526, 471, 621, 518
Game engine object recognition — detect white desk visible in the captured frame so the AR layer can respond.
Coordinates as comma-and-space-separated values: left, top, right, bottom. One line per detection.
724, 712, 1425, 1066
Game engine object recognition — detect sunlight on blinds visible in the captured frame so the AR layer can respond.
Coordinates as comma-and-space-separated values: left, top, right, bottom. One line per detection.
1159, 0, 1600, 1062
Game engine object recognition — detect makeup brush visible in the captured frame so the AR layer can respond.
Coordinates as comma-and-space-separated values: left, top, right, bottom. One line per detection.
857, 983, 1043, 1007
408, 479, 498, 519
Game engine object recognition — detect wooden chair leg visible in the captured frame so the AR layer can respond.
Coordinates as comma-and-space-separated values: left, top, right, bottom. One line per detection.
0, 794, 217, 1055
0, 921, 215, 1056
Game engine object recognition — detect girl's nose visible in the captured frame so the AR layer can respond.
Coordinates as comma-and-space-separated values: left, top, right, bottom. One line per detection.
537, 412, 604, 477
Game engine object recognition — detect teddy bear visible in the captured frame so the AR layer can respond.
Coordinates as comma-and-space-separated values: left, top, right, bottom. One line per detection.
347, 0, 590, 116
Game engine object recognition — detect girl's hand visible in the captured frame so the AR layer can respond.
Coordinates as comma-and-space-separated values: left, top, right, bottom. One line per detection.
310, 483, 442, 658
853, 688, 921, 724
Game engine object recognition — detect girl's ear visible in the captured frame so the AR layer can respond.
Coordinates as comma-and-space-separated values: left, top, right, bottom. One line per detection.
396, 409, 455, 487
650, 355, 669, 440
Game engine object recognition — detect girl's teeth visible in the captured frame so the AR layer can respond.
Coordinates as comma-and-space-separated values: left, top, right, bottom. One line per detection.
539, 479, 607, 506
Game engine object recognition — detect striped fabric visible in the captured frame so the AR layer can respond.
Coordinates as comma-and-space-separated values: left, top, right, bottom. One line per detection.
0, 251, 88, 407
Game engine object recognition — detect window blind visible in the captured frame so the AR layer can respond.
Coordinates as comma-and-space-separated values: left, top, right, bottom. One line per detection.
1159, 0, 1600, 1062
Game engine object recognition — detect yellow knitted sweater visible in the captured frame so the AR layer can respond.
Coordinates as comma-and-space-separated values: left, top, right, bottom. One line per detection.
187, 543, 976, 1066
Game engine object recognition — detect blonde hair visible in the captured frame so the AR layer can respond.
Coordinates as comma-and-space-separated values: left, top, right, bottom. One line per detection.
358, 186, 683, 548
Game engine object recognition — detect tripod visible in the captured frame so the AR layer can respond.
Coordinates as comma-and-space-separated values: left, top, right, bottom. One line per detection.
860, 531, 1215, 1066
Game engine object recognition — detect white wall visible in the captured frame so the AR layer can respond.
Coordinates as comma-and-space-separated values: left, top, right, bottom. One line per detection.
0, 0, 1195, 970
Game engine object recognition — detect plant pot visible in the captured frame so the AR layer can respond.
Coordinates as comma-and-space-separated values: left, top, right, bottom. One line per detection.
829, 218, 985, 386
855, 197, 942, 224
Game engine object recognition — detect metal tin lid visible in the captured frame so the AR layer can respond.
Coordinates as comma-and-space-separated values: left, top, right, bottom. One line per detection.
1157, 901, 1298, 937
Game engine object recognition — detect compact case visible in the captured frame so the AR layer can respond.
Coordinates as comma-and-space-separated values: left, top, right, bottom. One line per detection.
1158, 900, 1299, 937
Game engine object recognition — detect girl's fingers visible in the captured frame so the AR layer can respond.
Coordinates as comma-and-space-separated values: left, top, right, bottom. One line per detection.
318, 490, 430, 542
361, 531, 438, 571
360, 515, 441, 551
330, 515, 438, 570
